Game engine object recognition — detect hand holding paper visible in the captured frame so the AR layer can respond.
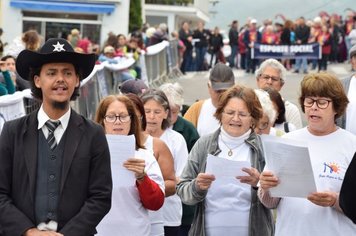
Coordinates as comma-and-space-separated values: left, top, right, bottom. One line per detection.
206, 154, 250, 178
259, 170, 279, 191
205, 154, 255, 188
123, 158, 146, 179
307, 191, 338, 207
261, 135, 317, 198
236, 167, 260, 187
195, 173, 216, 191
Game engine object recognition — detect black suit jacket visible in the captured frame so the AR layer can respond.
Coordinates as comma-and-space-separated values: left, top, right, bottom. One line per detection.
340, 152, 356, 224
0, 109, 112, 236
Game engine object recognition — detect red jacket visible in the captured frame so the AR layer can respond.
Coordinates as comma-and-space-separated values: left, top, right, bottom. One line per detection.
318, 32, 331, 54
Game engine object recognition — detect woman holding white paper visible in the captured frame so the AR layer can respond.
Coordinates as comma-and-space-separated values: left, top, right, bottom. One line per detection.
176, 85, 274, 236
126, 92, 177, 236
140, 89, 189, 236
94, 95, 165, 236
259, 72, 356, 236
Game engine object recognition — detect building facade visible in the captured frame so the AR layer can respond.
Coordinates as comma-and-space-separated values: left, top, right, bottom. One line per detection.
144, 0, 209, 33
0, 0, 130, 47
0, 0, 210, 53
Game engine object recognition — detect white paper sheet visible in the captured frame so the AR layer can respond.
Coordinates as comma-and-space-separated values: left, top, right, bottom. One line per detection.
106, 134, 136, 187
205, 154, 250, 178
261, 134, 317, 198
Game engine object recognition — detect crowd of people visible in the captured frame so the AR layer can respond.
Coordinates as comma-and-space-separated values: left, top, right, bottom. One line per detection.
1, 11, 356, 94
0, 9, 356, 236
176, 11, 356, 74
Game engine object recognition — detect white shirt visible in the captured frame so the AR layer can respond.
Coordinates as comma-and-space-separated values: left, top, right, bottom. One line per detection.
160, 129, 188, 227
285, 100, 303, 129
145, 135, 164, 236
275, 128, 356, 236
346, 75, 356, 135
96, 148, 164, 236
205, 128, 251, 236
37, 105, 71, 144
197, 98, 220, 137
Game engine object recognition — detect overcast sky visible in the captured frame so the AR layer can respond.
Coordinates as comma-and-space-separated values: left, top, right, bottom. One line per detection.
206, 0, 354, 31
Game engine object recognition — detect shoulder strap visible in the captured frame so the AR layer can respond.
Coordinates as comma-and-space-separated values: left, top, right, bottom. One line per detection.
284, 122, 290, 133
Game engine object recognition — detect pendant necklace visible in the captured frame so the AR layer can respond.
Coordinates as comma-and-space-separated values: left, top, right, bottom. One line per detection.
220, 135, 244, 156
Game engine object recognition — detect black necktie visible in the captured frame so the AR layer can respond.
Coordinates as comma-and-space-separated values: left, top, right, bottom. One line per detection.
45, 120, 61, 150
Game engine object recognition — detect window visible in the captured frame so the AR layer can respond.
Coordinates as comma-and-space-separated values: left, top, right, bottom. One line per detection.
22, 11, 102, 44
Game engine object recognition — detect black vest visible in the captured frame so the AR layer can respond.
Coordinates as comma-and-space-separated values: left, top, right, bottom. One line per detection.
35, 130, 66, 224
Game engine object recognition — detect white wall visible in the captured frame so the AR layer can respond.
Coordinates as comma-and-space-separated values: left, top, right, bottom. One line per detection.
0, 0, 23, 46
101, 0, 130, 45
145, 11, 176, 34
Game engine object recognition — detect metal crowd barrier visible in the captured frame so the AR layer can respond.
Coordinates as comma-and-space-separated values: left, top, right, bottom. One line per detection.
0, 40, 183, 124
71, 69, 102, 120
166, 39, 184, 83
145, 41, 169, 87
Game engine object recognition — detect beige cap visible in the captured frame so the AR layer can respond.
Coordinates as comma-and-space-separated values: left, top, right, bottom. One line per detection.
104, 46, 115, 54
209, 63, 235, 90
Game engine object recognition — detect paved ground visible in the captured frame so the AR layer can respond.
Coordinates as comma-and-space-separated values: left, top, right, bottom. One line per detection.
176, 62, 352, 126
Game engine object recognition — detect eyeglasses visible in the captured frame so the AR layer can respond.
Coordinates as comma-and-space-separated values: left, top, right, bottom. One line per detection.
223, 110, 251, 119
104, 114, 131, 123
304, 97, 332, 109
256, 122, 269, 131
259, 74, 282, 83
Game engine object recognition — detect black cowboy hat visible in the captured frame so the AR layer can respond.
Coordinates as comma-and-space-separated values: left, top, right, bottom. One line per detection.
16, 38, 96, 81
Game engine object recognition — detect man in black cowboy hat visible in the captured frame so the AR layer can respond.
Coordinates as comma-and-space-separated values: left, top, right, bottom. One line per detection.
0, 38, 112, 236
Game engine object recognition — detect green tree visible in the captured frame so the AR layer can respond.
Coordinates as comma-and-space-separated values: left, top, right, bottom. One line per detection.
129, 0, 143, 32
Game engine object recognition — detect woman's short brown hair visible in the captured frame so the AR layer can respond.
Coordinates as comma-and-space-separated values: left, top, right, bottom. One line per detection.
95, 95, 144, 150
299, 72, 349, 119
215, 84, 263, 128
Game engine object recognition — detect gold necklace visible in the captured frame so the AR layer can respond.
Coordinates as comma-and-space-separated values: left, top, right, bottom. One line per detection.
220, 135, 245, 156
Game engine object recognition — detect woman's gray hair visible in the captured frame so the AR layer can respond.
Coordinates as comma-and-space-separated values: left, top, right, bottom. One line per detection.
254, 89, 277, 125
159, 82, 184, 107
140, 89, 171, 130
255, 58, 287, 83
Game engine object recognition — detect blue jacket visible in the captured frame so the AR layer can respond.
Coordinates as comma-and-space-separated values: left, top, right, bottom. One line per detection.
0, 71, 15, 96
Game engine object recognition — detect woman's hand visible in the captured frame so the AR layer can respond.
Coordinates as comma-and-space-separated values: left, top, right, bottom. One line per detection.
236, 167, 260, 187
195, 173, 216, 191
259, 170, 279, 191
0, 61, 6, 72
307, 191, 338, 207
123, 158, 146, 180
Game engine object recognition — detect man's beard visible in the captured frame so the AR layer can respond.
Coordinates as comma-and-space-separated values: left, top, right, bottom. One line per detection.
52, 101, 69, 110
